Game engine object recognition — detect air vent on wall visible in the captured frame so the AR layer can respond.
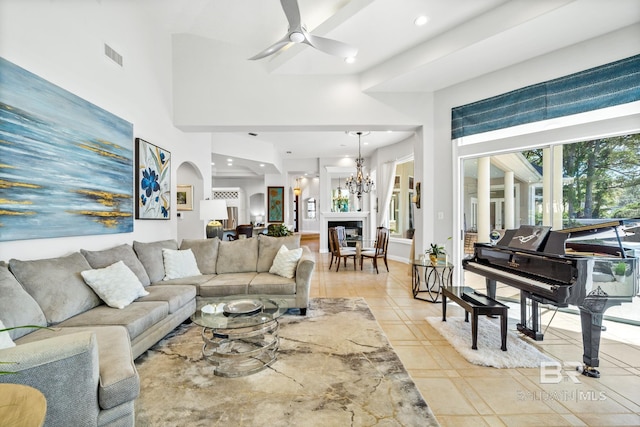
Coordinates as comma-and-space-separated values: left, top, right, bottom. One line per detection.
104, 43, 123, 67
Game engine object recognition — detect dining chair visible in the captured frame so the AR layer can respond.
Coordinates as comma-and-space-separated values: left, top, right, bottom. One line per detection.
329, 227, 356, 272
227, 224, 254, 240
360, 227, 389, 273
335, 226, 349, 248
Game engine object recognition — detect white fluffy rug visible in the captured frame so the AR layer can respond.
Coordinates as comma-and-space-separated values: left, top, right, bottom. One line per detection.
426, 316, 556, 368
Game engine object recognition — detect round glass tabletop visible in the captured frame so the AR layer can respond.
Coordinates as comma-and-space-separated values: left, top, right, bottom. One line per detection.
191, 296, 289, 330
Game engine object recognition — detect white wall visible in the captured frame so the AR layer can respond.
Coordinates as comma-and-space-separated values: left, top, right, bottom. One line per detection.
172, 35, 424, 131
0, 0, 211, 260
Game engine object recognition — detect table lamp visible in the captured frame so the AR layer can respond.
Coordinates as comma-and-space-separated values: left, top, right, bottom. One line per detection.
199, 199, 228, 239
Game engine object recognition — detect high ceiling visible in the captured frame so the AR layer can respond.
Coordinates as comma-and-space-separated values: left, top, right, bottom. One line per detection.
156, 0, 640, 177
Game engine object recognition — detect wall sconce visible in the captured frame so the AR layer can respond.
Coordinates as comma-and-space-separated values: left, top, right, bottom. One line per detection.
293, 177, 301, 196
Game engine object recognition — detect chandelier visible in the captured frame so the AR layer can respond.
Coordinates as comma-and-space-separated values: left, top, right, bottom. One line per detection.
345, 131, 374, 199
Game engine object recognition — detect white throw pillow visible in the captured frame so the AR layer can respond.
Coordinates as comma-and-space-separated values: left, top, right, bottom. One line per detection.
81, 261, 149, 309
162, 248, 202, 280
269, 245, 303, 279
0, 319, 16, 350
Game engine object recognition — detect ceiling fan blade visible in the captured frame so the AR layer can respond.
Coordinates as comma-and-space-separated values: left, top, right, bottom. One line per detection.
280, 0, 301, 30
248, 35, 291, 60
305, 33, 358, 58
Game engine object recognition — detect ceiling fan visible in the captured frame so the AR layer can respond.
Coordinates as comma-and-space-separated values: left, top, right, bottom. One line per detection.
249, 0, 358, 60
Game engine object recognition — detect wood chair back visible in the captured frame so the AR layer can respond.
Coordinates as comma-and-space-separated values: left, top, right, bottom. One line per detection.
228, 224, 253, 240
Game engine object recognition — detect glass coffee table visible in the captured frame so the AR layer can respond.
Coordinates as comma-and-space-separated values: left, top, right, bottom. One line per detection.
191, 295, 289, 377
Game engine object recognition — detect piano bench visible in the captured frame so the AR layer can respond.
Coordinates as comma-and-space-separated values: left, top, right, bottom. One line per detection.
441, 286, 509, 351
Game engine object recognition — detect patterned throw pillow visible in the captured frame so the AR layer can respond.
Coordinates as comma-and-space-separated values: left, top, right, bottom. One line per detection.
269, 245, 303, 279
162, 248, 202, 280
81, 261, 149, 309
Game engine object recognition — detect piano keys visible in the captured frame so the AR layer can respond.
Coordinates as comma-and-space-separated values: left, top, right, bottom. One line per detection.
463, 222, 638, 378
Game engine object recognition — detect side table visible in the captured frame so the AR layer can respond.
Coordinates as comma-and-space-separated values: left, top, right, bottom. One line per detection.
412, 259, 453, 303
191, 296, 288, 377
0, 383, 47, 427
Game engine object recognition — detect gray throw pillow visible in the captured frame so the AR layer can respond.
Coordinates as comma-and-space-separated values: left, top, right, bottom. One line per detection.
257, 234, 301, 272
81, 243, 151, 286
217, 237, 259, 274
180, 238, 219, 275
9, 253, 102, 325
0, 262, 47, 339
133, 239, 178, 283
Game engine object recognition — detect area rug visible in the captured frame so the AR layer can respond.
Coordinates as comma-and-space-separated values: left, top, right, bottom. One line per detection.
426, 316, 556, 368
134, 298, 439, 426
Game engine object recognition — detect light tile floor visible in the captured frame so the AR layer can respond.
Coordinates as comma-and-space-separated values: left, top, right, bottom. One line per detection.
310, 247, 640, 427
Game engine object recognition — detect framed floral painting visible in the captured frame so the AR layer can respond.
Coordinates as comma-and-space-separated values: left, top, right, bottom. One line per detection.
135, 138, 171, 219
267, 186, 284, 223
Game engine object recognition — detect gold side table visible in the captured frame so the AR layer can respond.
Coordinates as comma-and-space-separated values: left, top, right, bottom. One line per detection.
0, 383, 47, 427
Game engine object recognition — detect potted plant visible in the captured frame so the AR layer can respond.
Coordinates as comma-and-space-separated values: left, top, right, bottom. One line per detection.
426, 243, 445, 264
1, 325, 51, 374
266, 223, 292, 237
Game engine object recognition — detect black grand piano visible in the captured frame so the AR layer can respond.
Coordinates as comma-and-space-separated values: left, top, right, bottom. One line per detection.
463, 221, 638, 378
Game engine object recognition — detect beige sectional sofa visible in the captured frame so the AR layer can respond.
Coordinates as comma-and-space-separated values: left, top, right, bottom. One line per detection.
0, 234, 315, 427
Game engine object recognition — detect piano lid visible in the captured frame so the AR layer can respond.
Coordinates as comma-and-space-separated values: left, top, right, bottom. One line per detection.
495, 220, 629, 257
555, 220, 625, 237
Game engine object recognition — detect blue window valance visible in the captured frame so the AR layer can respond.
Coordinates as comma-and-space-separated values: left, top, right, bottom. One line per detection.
451, 54, 640, 140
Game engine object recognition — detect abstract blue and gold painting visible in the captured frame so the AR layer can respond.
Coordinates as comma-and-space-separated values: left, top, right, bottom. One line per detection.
0, 57, 134, 241
135, 138, 171, 219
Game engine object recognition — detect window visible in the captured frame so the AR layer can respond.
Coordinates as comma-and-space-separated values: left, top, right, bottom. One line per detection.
462, 133, 640, 325
387, 160, 414, 238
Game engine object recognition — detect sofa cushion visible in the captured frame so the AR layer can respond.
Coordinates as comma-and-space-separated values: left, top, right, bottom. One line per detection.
269, 245, 303, 279
162, 248, 201, 280
249, 273, 297, 295
81, 244, 151, 286
257, 234, 301, 272
179, 238, 219, 274
80, 261, 150, 309
153, 274, 215, 294
217, 237, 259, 274
199, 273, 256, 297
57, 301, 168, 341
9, 253, 102, 325
0, 262, 47, 339
133, 239, 178, 284
137, 285, 196, 313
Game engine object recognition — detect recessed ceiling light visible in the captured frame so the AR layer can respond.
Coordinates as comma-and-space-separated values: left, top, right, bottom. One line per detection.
227, 158, 233, 162
414, 15, 429, 26
344, 56, 356, 64
259, 164, 265, 167
211, 162, 215, 166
